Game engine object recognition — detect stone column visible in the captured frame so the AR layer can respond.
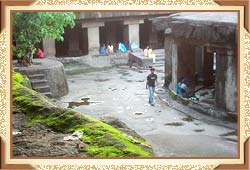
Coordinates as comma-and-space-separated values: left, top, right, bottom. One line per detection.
213, 46, 237, 112
87, 27, 100, 54
164, 38, 173, 88
43, 38, 56, 58
124, 19, 144, 50
170, 42, 178, 92
82, 22, 104, 54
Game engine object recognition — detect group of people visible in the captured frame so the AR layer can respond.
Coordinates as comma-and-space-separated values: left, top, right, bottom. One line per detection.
19, 46, 44, 66
100, 42, 128, 55
100, 43, 114, 55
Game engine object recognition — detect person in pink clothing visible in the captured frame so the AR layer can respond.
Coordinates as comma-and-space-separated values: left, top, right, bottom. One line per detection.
37, 48, 44, 58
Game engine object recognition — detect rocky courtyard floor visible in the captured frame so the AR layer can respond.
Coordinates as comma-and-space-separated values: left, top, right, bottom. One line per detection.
56, 65, 238, 157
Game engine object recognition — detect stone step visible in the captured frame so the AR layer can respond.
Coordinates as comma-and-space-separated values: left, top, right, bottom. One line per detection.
155, 56, 165, 60
28, 74, 45, 80
30, 79, 48, 88
156, 58, 165, 61
33, 85, 51, 93
156, 54, 165, 57
42, 92, 53, 98
154, 64, 165, 67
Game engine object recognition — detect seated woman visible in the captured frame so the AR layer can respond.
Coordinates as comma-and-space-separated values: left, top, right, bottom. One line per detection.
37, 48, 44, 59
180, 81, 188, 98
107, 43, 114, 54
100, 44, 107, 55
118, 42, 127, 53
176, 77, 184, 95
144, 46, 156, 63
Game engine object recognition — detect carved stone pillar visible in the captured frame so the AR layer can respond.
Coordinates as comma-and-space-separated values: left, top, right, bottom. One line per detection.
212, 46, 237, 112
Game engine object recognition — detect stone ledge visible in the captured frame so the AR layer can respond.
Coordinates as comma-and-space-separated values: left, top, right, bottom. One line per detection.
13, 58, 68, 98
128, 52, 153, 67
168, 89, 237, 122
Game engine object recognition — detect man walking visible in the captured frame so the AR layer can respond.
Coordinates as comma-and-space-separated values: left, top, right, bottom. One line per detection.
146, 68, 159, 106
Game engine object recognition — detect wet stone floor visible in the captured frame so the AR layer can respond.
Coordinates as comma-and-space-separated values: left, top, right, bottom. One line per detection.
57, 66, 237, 157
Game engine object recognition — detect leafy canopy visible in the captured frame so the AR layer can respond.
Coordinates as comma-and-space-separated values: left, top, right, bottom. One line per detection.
12, 12, 76, 58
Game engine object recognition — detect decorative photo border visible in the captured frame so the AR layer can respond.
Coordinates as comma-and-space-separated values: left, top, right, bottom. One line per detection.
0, 0, 249, 169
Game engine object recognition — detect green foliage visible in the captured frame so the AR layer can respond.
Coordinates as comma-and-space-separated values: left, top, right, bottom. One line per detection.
12, 12, 76, 58
13, 72, 32, 88
12, 72, 153, 157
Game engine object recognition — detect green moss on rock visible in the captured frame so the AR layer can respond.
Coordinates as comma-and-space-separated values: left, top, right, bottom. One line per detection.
169, 90, 177, 100
12, 72, 153, 157
13, 72, 32, 89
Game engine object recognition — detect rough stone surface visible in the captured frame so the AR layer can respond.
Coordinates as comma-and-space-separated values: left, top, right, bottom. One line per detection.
12, 72, 152, 157
13, 58, 68, 98
77, 12, 169, 20
57, 64, 237, 157
164, 38, 173, 87
215, 51, 237, 112
156, 12, 237, 113
13, 113, 87, 157
153, 12, 237, 46
128, 51, 153, 67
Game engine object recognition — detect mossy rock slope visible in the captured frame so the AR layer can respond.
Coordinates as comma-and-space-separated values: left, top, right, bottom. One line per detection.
12, 72, 153, 157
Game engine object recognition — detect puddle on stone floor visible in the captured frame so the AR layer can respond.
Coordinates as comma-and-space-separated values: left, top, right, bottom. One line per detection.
134, 112, 144, 115
224, 137, 237, 143
219, 130, 237, 137
145, 118, 153, 122
126, 80, 133, 82
182, 117, 194, 122
194, 129, 205, 132
137, 80, 145, 82
117, 71, 130, 76
94, 78, 110, 82
164, 122, 184, 126
135, 93, 147, 96
68, 98, 103, 108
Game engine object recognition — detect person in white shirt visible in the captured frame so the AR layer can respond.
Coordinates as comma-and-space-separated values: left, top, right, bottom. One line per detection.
107, 43, 114, 54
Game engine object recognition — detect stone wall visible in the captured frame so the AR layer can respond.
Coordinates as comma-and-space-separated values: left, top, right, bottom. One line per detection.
215, 49, 237, 112
170, 42, 178, 92
164, 38, 173, 87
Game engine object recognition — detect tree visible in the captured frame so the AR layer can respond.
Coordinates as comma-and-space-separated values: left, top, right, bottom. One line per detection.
12, 12, 76, 59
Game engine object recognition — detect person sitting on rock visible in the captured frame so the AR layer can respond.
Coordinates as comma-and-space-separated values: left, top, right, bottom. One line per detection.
107, 43, 114, 55
118, 42, 127, 53
180, 78, 188, 98
144, 46, 156, 63
176, 77, 184, 95
37, 48, 44, 59
100, 44, 107, 55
